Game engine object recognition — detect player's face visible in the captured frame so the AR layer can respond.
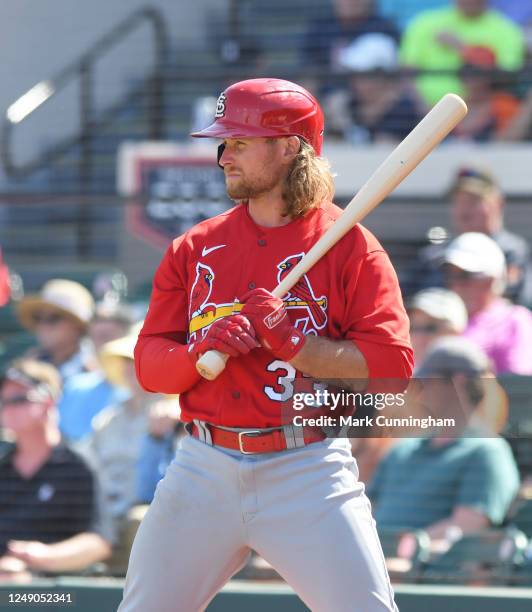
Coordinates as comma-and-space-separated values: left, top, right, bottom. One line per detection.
219, 137, 291, 200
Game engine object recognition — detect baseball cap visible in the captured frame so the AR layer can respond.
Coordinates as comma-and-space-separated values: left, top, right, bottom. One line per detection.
451, 165, 499, 198
337, 33, 398, 72
416, 337, 490, 378
410, 288, 468, 333
1, 359, 62, 402
443, 232, 506, 279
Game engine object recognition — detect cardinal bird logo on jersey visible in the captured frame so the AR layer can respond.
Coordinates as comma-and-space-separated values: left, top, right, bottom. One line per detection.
189, 262, 216, 319
277, 253, 328, 333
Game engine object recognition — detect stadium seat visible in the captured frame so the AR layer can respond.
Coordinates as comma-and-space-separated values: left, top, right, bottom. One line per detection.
421, 527, 528, 586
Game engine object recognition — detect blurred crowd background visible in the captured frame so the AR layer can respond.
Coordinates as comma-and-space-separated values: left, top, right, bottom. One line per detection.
2, 0, 532, 593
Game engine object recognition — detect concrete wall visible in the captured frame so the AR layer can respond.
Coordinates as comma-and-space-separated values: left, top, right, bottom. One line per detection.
0, 0, 226, 176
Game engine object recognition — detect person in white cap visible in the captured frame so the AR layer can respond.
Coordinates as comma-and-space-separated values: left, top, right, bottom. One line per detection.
410, 165, 532, 305
0, 359, 112, 580
328, 32, 421, 144
16, 279, 95, 382
443, 232, 532, 374
408, 288, 468, 367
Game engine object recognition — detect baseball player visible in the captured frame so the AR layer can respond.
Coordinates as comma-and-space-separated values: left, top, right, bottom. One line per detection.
118, 78, 413, 612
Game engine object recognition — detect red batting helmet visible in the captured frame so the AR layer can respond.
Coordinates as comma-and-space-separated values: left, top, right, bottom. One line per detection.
190, 78, 324, 156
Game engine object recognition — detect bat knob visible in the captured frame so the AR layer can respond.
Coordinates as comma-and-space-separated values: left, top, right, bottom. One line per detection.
196, 350, 229, 380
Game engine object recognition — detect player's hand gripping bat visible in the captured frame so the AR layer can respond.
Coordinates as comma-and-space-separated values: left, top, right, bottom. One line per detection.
196, 93, 468, 381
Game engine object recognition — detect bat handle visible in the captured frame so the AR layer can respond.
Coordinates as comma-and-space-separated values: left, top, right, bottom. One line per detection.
196, 289, 292, 380
196, 350, 229, 380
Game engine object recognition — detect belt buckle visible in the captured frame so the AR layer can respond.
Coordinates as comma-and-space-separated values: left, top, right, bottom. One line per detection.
238, 430, 262, 454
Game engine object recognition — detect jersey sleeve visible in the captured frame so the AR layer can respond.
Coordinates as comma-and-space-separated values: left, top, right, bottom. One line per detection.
135, 237, 201, 394
341, 249, 413, 381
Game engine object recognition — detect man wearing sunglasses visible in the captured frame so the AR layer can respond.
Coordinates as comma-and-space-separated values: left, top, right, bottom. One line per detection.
443, 232, 532, 375
408, 287, 467, 367
16, 279, 95, 383
0, 359, 112, 580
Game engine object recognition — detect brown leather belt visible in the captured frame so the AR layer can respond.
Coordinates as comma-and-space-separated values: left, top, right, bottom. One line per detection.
191, 422, 326, 454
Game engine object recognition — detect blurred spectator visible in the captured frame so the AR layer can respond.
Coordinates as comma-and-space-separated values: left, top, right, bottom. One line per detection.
58, 302, 135, 441
301, 0, 399, 87
499, 87, 532, 141
0, 248, 10, 308
77, 325, 176, 530
410, 165, 532, 304
450, 168, 531, 302
0, 359, 111, 581
452, 51, 521, 141
400, 0, 524, 107
408, 288, 467, 366
379, 0, 448, 32
349, 437, 398, 486
491, 1, 532, 55
443, 232, 532, 375
324, 33, 422, 143
136, 403, 184, 504
15, 280, 95, 382
368, 337, 519, 548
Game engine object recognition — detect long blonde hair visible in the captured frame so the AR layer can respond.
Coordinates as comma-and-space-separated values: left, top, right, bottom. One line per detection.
282, 140, 335, 218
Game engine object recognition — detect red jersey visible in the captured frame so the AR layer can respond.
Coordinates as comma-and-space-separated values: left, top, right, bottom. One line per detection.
136, 201, 413, 427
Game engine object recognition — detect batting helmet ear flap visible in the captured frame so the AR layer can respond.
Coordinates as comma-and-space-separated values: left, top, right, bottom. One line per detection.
217, 143, 225, 169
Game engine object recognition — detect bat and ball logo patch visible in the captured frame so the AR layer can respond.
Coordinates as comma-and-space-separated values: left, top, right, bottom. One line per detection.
215, 92, 227, 118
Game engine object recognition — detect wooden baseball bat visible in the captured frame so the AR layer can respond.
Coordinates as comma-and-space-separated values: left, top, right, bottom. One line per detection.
196, 93, 468, 380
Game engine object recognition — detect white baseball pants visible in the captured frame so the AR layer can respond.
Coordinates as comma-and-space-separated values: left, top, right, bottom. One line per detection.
118, 435, 398, 612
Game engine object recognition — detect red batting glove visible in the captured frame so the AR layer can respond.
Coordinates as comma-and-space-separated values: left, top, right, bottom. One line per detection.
187, 315, 259, 363
240, 288, 306, 362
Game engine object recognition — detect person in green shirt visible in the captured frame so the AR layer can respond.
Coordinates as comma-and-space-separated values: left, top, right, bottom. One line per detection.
400, 0, 524, 106
367, 337, 520, 548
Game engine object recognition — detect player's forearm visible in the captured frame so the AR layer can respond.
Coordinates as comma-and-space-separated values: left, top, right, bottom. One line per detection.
135, 336, 201, 394
289, 336, 369, 390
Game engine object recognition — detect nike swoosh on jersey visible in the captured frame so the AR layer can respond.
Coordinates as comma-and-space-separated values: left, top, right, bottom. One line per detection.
202, 244, 226, 256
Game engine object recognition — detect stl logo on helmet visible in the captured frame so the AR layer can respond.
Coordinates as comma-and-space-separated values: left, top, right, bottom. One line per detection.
215, 92, 227, 118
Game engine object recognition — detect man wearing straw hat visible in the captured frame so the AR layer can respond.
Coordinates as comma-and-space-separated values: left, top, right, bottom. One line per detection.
16, 279, 95, 382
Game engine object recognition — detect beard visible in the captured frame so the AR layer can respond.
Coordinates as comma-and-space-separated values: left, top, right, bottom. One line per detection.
225, 168, 285, 201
